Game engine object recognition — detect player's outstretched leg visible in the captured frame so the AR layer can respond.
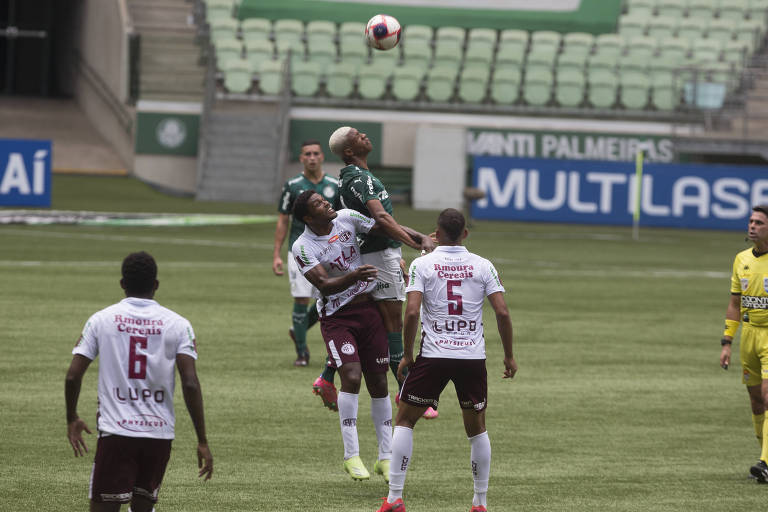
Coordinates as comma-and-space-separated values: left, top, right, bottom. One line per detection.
312, 360, 338, 411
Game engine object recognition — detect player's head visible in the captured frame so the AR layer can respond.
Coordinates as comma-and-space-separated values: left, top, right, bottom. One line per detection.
748, 205, 768, 244
436, 208, 468, 245
293, 190, 337, 225
299, 139, 324, 174
121, 251, 158, 297
329, 126, 372, 163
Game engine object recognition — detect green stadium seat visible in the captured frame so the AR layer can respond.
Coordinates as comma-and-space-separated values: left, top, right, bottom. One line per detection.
391, 65, 424, 101
468, 28, 497, 46
522, 68, 554, 106
215, 38, 243, 69
587, 52, 619, 72
647, 16, 678, 40
245, 39, 274, 72
499, 29, 529, 54
241, 18, 271, 44
495, 45, 526, 68
657, 0, 687, 17
465, 43, 494, 67
357, 63, 391, 99
619, 55, 651, 83
425, 66, 457, 102
594, 34, 624, 57
205, 0, 235, 23
222, 58, 253, 93
722, 39, 750, 68
209, 18, 238, 43
457, 67, 490, 103
402, 41, 432, 68
562, 32, 595, 59
626, 35, 657, 60
658, 37, 690, 61
258, 58, 286, 95
276, 40, 306, 68
618, 14, 649, 39
306, 20, 336, 43
620, 74, 650, 109
370, 48, 400, 74
274, 19, 304, 43
676, 17, 707, 43
339, 21, 366, 47
291, 60, 321, 97
526, 48, 556, 74
530, 30, 562, 54
433, 40, 463, 68
307, 39, 337, 70
325, 61, 356, 98
735, 18, 763, 48
707, 18, 737, 44
748, 0, 768, 19
403, 24, 433, 45
627, 0, 657, 16
557, 50, 588, 73
688, 0, 717, 18
692, 38, 722, 63
719, 0, 750, 20
651, 73, 678, 110
555, 69, 585, 107
339, 43, 368, 72
490, 67, 521, 104
587, 69, 618, 108
436, 26, 466, 45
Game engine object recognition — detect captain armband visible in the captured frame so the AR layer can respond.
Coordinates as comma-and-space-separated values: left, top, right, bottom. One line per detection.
723, 319, 740, 338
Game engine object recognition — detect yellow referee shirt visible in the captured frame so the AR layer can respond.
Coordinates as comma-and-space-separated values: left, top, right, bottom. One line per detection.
731, 248, 768, 326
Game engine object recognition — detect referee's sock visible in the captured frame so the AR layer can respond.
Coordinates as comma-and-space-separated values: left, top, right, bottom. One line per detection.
291, 303, 308, 355
753, 413, 765, 452
387, 332, 405, 388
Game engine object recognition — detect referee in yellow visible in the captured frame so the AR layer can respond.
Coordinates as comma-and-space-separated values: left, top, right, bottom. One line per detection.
720, 205, 768, 482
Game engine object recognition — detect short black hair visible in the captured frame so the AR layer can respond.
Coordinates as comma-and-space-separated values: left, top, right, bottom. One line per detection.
301, 139, 322, 149
121, 251, 157, 295
293, 189, 317, 223
754, 205, 768, 217
437, 208, 466, 242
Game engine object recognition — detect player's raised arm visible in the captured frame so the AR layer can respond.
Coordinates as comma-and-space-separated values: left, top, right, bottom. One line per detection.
303, 261, 378, 296
177, 354, 213, 480
365, 198, 435, 252
487, 292, 517, 379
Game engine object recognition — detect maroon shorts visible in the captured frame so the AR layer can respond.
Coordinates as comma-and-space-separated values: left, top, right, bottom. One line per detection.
400, 356, 487, 411
90, 434, 172, 503
320, 300, 389, 373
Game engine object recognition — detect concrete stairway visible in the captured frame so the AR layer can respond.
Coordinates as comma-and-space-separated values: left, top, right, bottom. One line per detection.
127, 0, 205, 102
196, 102, 285, 203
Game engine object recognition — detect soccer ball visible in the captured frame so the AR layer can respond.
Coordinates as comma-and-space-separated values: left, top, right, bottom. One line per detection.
365, 14, 401, 51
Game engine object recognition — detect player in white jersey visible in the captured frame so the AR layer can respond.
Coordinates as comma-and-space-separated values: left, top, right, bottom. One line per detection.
291, 190, 429, 483
376, 209, 517, 512
65, 251, 213, 512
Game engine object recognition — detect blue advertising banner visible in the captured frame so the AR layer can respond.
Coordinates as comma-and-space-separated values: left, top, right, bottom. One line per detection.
0, 139, 52, 207
471, 156, 768, 230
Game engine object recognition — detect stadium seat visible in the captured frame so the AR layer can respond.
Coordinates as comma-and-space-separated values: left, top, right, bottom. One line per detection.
587, 70, 618, 108
647, 16, 678, 40
735, 18, 763, 48
719, 0, 750, 20
530, 30, 562, 54
325, 61, 356, 97
215, 38, 243, 69
692, 38, 722, 63
468, 28, 497, 47
650, 73, 678, 110
465, 43, 494, 68
276, 40, 306, 68
626, 35, 657, 60
222, 58, 253, 93
721, 39, 750, 68
657, 0, 687, 17
209, 18, 239, 43
627, 0, 657, 16
498, 29, 529, 55
274, 19, 305, 44
676, 17, 707, 43
658, 37, 690, 61
562, 32, 595, 59
748, 0, 768, 19
425, 66, 457, 102
707, 18, 737, 44
339, 21, 366, 47
618, 54, 651, 82
402, 41, 432, 68
241, 18, 272, 44
557, 50, 588, 73
391, 65, 424, 101
555, 69, 586, 107
619, 74, 650, 109
245, 39, 275, 72
687, 0, 716, 19
339, 43, 368, 72
522, 68, 554, 106
433, 40, 463, 68
291, 60, 321, 97
457, 67, 490, 103
403, 24, 433, 45
307, 39, 337, 70
587, 52, 619, 72
618, 14, 649, 39
306, 20, 336, 46
370, 48, 400, 74
594, 34, 624, 57
205, 0, 234, 23
436, 26, 466, 45
357, 63, 391, 99
490, 67, 522, 104
258, 58, 286, 95
495, 44, 526, 68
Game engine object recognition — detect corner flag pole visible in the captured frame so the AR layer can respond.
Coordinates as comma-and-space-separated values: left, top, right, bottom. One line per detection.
633, 150, 643, 241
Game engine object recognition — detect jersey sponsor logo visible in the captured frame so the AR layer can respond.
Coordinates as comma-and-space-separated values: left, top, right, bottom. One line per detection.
432, 319, 478, 334
366, 175, 375, 195
405, 393, 437, 407
349, 212, 368, 222
114, 387, 166, 403
329, 234, 340, 243
742, 295, 768, 309
434, 263, 475, 279
117, 414, 169, 433
114, 315, 163, 336
376, 357, 390, 365
341, 342, 355, 355
741, 278, 749, 291
338, 230, 352, 242
329, 246, 358, 272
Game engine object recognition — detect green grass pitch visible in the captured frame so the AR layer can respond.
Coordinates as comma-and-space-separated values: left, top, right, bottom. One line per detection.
0, 175, 764, 511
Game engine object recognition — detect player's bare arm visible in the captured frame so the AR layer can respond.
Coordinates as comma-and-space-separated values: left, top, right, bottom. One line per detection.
487, 292, 517, 379
177, 354, 213, 480
400, 290, 423, 382
365, 198, 435, 252
303, 261, 378, 296
64, 354, 93, 456
720, 292, 741, 369
272, 213, 291, 275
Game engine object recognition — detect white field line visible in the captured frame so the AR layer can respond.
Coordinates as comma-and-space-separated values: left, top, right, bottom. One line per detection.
0, 260, 263, 269
492, 258, 729, 279
0, 228, 273, 250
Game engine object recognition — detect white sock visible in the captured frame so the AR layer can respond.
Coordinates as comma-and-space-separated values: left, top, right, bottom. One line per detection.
388, 425, 413, 502
370, 395, 393, 461
469, 431, 491, 507
338, 391, 360, 459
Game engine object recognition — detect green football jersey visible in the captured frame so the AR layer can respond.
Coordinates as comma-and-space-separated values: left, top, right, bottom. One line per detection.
338, 164, 400, 254
278, 173, 340, 246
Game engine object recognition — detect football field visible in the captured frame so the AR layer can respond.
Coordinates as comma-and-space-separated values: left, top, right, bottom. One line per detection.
0, 175, 764, 511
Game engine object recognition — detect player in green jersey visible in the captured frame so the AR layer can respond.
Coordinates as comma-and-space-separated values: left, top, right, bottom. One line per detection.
720, 205, 768, 483
328, 126, 438, 419
273, 141, 341, 405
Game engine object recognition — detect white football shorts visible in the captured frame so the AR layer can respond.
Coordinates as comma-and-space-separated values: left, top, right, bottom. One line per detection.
361, 246, 405, 301
288, 252, 316, 298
